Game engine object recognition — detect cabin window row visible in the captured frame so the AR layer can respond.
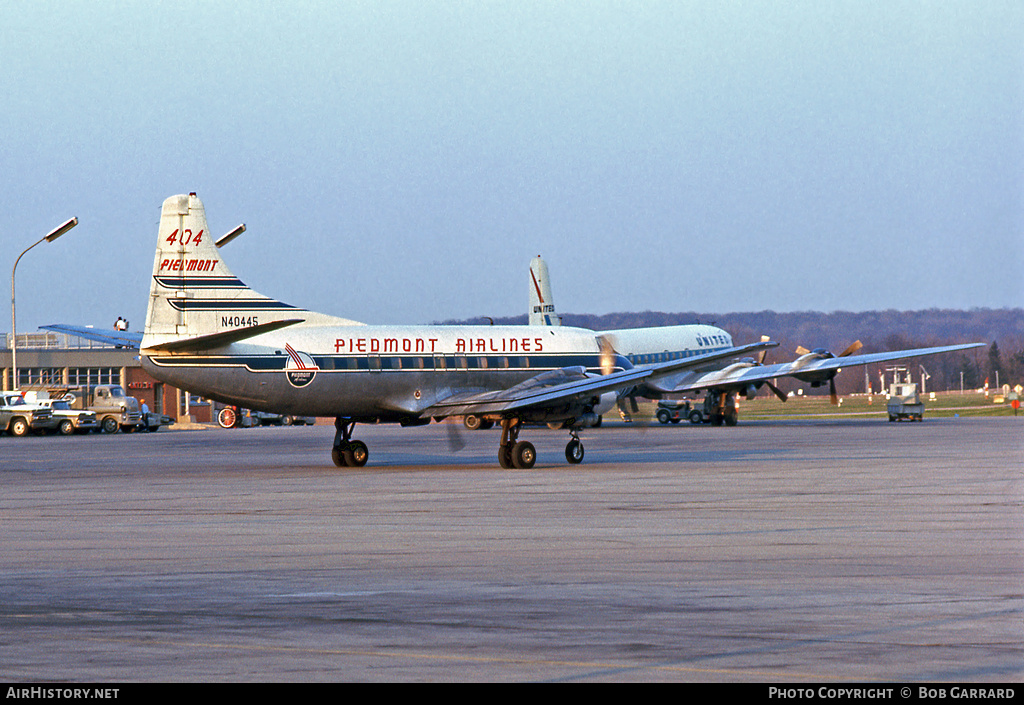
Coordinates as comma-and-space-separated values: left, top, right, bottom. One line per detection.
631, 348, 722, 365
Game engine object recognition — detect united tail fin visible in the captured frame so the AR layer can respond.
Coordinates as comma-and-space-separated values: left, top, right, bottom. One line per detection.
528, 255, 561, 326
142, 193, 361, 351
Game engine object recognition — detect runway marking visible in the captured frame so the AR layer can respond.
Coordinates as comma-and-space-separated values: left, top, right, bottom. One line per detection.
80, 636, 832, 680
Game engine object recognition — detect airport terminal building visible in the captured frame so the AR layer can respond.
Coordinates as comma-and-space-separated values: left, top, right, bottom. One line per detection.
2, 329, 211, 423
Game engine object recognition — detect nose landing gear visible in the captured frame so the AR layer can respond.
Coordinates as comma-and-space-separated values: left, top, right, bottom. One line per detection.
565, 430, 584, 464
331, 418, 368, 467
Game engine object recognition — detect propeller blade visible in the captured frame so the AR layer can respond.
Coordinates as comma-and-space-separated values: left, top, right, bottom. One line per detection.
796, 340, 861, 358
597, 335, 616, 376
838, 340, 863, 357
446, 421, 465, 452
757, 335, 771, 364
829, 377, 839, 405
766, 380, 787, 402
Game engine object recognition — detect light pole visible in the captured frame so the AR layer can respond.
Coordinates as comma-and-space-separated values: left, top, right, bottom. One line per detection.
10, 217, 78, 389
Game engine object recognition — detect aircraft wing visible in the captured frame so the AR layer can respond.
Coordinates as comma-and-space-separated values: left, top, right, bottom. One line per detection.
650, 342, 985, 395
41, 324, 143, 348
417, 340, 776, 418
420, 365, 653, 418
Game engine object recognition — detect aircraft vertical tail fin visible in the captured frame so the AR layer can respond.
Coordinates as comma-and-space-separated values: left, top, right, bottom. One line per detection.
143, 193, 293, 348
142, 193, 362, 351
529, 255, 561, 326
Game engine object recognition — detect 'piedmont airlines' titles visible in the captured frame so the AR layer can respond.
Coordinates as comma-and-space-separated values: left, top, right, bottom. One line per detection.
333, 336, 546, 354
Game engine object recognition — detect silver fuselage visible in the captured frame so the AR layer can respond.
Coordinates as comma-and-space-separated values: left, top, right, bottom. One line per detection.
143, 323, 630, 422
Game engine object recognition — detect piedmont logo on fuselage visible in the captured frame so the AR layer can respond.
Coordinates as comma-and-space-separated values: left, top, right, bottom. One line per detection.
284, 343, 318, 388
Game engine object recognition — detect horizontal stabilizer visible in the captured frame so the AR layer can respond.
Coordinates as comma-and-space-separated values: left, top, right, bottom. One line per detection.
142, 319, 305, 353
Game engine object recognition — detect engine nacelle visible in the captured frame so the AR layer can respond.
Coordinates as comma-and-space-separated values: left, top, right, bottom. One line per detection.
593, 391, 617, 416
575, 412, 601, 428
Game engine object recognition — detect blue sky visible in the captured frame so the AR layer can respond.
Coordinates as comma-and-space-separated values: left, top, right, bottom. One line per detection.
2, 0, 1021, 332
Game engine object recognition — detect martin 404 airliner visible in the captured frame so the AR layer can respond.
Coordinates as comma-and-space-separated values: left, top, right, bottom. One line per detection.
141, 193, 982, 468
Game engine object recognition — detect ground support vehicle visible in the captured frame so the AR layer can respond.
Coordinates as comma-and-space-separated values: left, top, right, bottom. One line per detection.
687, 407, 707, 424
655, 400, 691, 424
217, 406, 314, 428
255, 411, 314, 426
140, 411, 176, 431
673, 395, 716, 425
217, 406, 249, 428
0, 393, 56, 436
888, 383, 925, 422
65, 385, 144, 433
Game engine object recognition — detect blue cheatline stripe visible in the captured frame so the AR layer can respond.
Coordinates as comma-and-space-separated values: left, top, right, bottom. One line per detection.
166, 299, 299, 311
154, 276, 248, 289
148, 349, 737, 371
147, 352, 632, 373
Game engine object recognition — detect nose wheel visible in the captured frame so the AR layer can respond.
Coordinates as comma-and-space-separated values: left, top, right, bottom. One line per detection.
565, 434, 584, 464
565, 428, 585, 464
332, 418, 369, 467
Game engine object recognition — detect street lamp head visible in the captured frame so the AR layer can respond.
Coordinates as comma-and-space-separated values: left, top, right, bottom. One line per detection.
44, 216, 78, 242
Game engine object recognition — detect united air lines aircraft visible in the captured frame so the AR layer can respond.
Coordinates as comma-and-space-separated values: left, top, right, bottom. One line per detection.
527, 256, 766, 423
527, 255, 747, 422
527, 255, 986, 424
140, 193, 982, 467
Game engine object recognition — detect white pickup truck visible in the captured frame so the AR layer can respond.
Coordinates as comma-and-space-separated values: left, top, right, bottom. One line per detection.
0, 393, 56, 436
28, 395, 100, 435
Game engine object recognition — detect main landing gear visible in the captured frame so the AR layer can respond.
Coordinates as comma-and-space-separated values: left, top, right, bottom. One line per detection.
328, 416, 587, 469
497, 418, 586, 469
331, 418, 368, 467
704, 391, 739, 427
